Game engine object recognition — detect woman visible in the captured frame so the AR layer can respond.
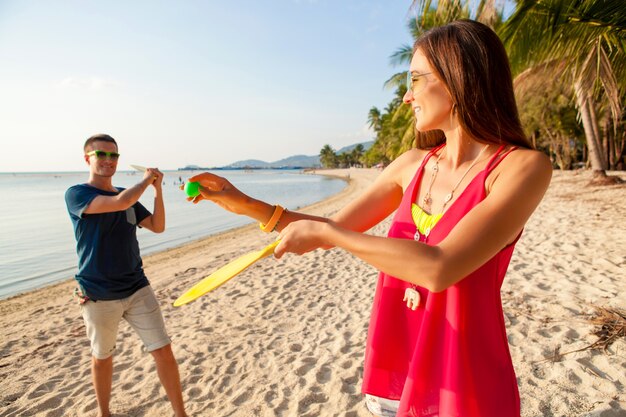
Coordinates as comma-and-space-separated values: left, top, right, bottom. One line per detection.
188, 19, 551, 417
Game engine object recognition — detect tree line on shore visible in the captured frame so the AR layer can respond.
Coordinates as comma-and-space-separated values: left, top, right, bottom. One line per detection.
319, 0, 625, 183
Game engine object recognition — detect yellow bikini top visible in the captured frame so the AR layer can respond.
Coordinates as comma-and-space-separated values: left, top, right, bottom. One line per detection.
411, 203, 443, 236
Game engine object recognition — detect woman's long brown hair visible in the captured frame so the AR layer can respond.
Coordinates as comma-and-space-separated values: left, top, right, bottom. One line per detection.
413, 19, 532, 149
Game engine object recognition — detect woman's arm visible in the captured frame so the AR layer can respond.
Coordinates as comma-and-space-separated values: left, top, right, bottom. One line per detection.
187, 150, 418, 235
329, 149, 421, 232
276, 150, 552, 292
187, 172, 328, 227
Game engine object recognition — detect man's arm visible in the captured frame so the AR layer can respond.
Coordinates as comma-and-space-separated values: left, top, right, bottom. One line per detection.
83, 169, 158, 214
139, 169, 165, 233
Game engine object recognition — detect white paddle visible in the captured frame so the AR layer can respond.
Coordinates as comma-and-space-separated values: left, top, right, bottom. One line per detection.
130, 164, 147, 172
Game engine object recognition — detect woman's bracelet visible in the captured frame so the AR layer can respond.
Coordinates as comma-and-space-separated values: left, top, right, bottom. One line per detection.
259, 204, 285, 233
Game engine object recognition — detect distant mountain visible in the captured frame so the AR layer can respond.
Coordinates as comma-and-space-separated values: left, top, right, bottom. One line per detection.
273, 154, 320, 167
226, 159, 272, 168
225, 155, 319, 169
223, 141, 374, 169
177, 164, 212, 171
336, 140, 374, 154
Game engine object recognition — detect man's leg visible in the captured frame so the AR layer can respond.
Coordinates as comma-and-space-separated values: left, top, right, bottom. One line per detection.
81, 298, 122, 417
92, 355, 113, 417
151, 344, 187, 417
123, 286, 187, 416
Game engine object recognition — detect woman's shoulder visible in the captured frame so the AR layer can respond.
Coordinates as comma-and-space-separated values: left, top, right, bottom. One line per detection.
382, 148, 433, 189
488, 146, 552, 191
504, 147, 552, 172
389, 147, 436, 169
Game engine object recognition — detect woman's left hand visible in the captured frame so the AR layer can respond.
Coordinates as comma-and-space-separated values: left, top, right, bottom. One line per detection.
275, 220, 331, 258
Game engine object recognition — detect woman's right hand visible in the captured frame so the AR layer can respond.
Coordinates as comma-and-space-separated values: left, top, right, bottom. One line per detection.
187, 172, 249, 215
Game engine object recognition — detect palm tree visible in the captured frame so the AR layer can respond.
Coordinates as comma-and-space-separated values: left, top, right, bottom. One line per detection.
319, 144, 337, 168
367, 107, 382, 133
337, 153, 351, 168
515, 70, 585, 169
351, 144, 365, 167
368, 1, 504, 162
500, 0, 625, 183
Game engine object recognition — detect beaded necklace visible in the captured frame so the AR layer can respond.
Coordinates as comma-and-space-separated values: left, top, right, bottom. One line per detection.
404, 144, 490, 310
421, 144, 490, 214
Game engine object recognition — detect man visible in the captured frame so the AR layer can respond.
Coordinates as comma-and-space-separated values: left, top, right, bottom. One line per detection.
65, 134, 187, 417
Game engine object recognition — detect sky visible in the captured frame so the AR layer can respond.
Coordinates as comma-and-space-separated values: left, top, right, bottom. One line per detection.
0, 0, 418, 172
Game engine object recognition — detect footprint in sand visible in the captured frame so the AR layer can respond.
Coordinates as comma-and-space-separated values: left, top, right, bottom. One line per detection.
341, 375, 360, 394
315, 365, 332, 384
297, 390, 329, 414
175, 267, 197, 278
231, 387, 254, 406
295, 357, 317, 377
289, 343, 303, 352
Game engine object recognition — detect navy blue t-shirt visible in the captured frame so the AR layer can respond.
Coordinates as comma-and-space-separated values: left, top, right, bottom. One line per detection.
65, 184, 151, 300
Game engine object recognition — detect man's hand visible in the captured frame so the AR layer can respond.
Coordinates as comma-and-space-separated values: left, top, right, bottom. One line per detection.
145, 168, 163, 190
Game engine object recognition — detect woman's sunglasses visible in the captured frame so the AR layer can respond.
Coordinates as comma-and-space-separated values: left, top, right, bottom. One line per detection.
406, 71, 432, 96
86, 150, 120, 160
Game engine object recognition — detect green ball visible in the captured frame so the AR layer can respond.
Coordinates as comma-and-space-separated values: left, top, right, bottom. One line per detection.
184, 181, 201, 198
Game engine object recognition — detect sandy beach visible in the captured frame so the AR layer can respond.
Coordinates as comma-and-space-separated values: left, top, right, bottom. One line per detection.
1, 168, 624, 417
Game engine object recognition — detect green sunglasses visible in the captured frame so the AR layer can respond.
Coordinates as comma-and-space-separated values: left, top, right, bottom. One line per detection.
406, 71, 433, 96
86, 150, 121, 160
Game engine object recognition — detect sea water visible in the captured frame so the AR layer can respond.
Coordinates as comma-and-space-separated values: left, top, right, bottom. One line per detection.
0, 170, 346, 299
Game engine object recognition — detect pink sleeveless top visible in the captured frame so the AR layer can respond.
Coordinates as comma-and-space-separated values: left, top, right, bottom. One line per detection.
362, 144, 521, 417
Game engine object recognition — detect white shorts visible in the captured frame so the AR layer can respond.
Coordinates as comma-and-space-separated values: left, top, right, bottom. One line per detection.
365, 394, 401, 417
80, 285, 171, 359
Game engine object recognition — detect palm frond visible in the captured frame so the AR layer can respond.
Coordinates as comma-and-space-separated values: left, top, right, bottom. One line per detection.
389, 44, 414, 67
502, 0, 625, 129
502, 0, 626, 74
577, 42, 622, 125
383, 71, 407, 91
514, 59, 571, 101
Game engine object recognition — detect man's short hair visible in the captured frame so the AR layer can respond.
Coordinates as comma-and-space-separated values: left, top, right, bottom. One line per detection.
84, 134, 118, 152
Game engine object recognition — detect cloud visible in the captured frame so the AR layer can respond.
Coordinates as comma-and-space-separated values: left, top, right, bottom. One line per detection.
57, 76, 119, 91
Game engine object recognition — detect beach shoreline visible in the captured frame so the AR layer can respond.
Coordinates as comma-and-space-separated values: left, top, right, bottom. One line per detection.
1, 168, 625, 417
0, 169, 355, 305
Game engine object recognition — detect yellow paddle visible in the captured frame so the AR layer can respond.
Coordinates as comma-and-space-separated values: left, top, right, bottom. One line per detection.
173, 240, 280, 307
